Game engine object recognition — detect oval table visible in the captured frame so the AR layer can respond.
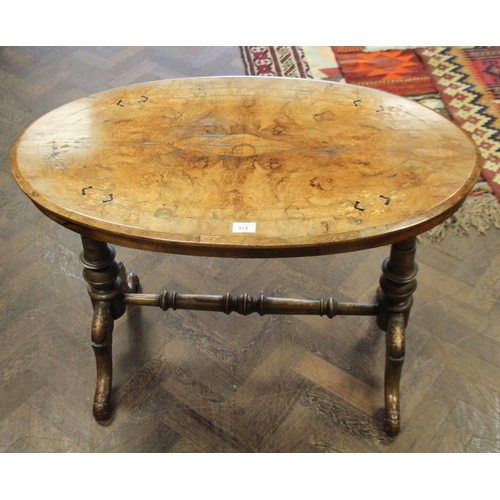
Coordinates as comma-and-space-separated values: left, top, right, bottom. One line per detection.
11, 76, 481, 436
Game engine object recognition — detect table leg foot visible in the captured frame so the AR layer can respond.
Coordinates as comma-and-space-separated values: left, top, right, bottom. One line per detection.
81, 236, 139, 422
91, 300, 114, 421
384, 313, 405, 436
377, 237, 418, 436
118, 261, 140, 294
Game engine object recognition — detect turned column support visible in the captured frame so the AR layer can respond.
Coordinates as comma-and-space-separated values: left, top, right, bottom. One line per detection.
78, 234, 419, 437
80, 236, 139, 421
377, 237, 418, 436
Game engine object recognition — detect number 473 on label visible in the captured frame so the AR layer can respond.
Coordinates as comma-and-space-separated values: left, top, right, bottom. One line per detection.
232, 222, 257, 233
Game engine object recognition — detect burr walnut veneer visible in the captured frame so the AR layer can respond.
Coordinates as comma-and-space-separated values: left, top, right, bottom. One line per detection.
11, 77, 481, 436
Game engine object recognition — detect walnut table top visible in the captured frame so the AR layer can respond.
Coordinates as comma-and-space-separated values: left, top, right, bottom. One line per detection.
11, 76, 481, 257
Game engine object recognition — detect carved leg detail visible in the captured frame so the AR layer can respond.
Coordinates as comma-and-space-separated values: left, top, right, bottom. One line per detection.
377, 237, 418, 436
91, 300, 114, 421
81, 236, 140, 422
384, 313, 405, 436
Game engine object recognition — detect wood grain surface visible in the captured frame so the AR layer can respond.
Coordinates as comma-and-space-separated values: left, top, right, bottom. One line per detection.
11, 77, 481, 257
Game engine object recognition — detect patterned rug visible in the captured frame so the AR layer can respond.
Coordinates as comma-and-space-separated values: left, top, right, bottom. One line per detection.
416, 47, 500, 202
240, 46, 314, 79
331, 46, 437, 96
240, 46, 500, 239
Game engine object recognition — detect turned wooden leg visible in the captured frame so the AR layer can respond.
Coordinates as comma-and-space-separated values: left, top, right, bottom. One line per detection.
81, 236, 139, 421
384, 313, 406, 436
91, 300, 114, 420
377, 237, 418, 436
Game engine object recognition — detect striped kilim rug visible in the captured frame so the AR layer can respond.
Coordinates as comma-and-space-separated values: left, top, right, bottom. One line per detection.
331, 46, 437, 96
240, 46, 500, 239
416, 47, 500, 201
241, 46, 340, 80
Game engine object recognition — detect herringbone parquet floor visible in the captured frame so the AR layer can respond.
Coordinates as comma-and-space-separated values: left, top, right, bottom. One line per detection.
1, 46, 500, 453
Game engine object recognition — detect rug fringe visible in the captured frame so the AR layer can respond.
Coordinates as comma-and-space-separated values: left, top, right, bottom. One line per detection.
421, 182, 500, 242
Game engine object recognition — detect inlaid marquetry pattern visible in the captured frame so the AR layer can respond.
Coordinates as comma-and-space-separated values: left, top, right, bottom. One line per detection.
1, 47, 500, 452
12, 76, 479, 257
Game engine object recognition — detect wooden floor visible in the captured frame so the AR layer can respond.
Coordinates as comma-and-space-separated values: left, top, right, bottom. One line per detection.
1, 46, 500, 453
